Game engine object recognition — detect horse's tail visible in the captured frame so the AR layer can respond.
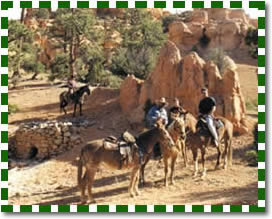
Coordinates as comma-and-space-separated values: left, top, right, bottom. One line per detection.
77, 155, 83, 187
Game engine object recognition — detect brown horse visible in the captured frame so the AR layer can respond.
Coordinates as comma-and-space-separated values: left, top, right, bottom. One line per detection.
160, 115, 187, 186
186, 115, 233, 178
77, 120, 175, 203
139, 115, 187, 186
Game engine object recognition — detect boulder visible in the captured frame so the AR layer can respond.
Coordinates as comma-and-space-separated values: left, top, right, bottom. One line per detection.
192, 9, 209, 24
120, 75, 144, 113
206, 8, 230, 21
168, 22, 193, 46
228, 9, 249, 25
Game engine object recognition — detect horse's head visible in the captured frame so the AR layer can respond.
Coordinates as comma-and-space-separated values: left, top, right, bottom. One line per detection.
154, 119, 175, 147
84, 85, 91, 95
170, 116, 187, 140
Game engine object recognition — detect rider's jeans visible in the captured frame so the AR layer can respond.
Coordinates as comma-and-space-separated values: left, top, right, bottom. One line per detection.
204, 114, 219, 143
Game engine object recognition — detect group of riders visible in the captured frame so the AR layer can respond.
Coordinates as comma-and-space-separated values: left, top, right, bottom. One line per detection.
145, 87, 220, 159
66, 75, 220, 157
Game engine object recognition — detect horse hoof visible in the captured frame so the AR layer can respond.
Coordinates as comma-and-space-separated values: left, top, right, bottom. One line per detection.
130, 193, 135, 198
87, 199, 96, 204
214, 165, 221, 170
201, 171, 207, 179
193, 172, 198, 178
135, 191, 141, 196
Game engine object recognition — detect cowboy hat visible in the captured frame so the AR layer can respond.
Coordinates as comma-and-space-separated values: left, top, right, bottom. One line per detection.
157, 97, 168, 106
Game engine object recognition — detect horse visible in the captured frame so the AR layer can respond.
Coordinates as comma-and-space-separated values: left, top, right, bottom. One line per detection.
139, 114, 187, 187
59, 85, 91, 117
77, 120, 175, 204
186, 114, 233, 178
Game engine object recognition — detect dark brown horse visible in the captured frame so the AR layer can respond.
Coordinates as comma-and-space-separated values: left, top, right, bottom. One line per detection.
77, 120, 175, 203
59, 85, 91, 117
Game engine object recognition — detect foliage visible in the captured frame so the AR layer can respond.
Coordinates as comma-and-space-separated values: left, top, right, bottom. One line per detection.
162, 10, 193, 32
8, 104, 19, 114
199, 30, 210, 48
206, 48, 233, 74
49, 53, 69, 80
49, 9, 105, 80
111, 9, 167, 79
245, 27, 258, 59
32, 9, 50, 19
8, 20, 33, 44
8, 20, 46, 76
244, 150, 258, 167
245, 98, 258, 111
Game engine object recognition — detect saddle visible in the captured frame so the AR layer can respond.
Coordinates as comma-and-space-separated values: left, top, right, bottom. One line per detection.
196, 116, 224, 137
103, 131, 137, 169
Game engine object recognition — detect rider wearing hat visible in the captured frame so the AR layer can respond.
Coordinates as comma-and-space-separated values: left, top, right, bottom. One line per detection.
198, 87, 218, 146
169, 98, 186, 121
146, 97, 169, 160
146, 97, 169, 128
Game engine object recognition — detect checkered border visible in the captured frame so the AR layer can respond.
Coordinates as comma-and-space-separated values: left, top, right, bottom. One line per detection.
0, 0, 265, 213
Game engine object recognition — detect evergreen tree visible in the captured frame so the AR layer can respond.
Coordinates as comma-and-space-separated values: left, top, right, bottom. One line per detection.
111, 9, 167, 79
49, 9, 104, 79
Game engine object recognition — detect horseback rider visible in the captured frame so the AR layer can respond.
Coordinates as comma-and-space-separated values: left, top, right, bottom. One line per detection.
68, 75, 77, 95
146, 97, 169, 128
198, 87, 219, 147
146, 97, 169, 159
169, 98, 186, 124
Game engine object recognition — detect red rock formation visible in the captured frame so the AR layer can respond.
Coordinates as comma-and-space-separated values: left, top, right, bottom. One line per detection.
120, 41, 248, 134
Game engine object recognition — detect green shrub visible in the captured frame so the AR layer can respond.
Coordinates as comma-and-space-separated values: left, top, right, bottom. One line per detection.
206, 48, 234, 74
8, 104, 19, 114
245, 98, 258, 111
244, 150, 258, 166
245, 27, 258, 59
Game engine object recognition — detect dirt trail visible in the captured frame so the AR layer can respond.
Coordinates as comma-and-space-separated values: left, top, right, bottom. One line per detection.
8, 67, 258, 205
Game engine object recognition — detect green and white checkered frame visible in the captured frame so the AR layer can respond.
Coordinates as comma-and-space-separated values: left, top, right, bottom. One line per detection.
0, 0, 266, 213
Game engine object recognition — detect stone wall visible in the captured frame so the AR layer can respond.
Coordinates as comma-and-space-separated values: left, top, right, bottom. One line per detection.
14, 121, 85, 159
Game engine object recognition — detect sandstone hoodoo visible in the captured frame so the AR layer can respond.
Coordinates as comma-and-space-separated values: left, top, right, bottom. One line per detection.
120, 41, 248, 134
168, 8, 257, 53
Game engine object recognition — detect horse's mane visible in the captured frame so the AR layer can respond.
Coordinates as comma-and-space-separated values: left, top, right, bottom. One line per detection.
185, 112, 197, 133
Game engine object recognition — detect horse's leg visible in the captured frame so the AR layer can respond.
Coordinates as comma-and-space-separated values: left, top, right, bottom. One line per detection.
163, 156, 169, 187
227, 138, 233, 168
201, 147, 207, 178
170, 154, 178, 185
180, 140, 187, 167
86, 168, 97, 204
73, 103, 77, 117
192, 148, 198, 177
79, 103, 83, 116
215, 143, 222, 170
129, 167, 139, 198
80, 171, 88, 203
223, 136, 230, 170
61, 101, 68, 115
140, 154, 151, 186
133, 168, 141, 196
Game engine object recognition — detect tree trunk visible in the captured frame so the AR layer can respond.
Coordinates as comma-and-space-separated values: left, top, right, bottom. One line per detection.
69, 9, 77, 78
12, 9, 26, 79
69, 36, 77, 77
